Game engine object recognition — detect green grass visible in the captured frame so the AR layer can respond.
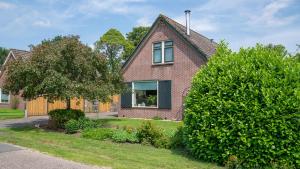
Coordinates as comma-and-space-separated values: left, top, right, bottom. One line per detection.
0, 127, 223, 169
98, 118, 181, 133
0, 108, 24, 120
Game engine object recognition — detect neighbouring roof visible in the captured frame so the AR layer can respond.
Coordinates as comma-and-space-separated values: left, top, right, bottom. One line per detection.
122, 14, 217, 70
10, 49, 32, 60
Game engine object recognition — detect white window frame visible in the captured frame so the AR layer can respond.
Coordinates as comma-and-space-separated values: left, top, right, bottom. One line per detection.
0, 88, 10, 104
152, 40, 174, 65
132, 81, 159, 108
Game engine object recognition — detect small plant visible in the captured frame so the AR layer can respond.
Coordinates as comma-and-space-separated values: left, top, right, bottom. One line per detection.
146, 95, 157, 106
136, 121, 163, 146
152, 116, 163, 120
81, 128, 114, 140
48, 109, 85, 129
111, 130, 138, 143
153, 135, 171, 149
77, 118, 99, 129
65, 119, 80, 134
170, 125, 185, 149
11, 97, 20, 109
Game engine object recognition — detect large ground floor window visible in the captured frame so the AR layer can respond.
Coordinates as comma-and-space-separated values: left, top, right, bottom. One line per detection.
132, 81, 158, 108
0, 88, 9, 103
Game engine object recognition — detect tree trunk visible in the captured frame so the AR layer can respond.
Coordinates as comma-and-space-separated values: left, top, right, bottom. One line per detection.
66, 97, 71, 110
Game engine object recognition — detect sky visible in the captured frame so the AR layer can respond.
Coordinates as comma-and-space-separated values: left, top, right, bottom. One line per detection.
0, 0, 299, 53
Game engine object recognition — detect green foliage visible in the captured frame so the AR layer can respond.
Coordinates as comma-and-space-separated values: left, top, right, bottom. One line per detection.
65, 118, 100, 134
0, 47, 9, 66
65, 119, 80, 134
111, 129, 139, 143
184, 42, 300, 168
48, 109, 85, 128
170, 125, 185, 149
136, 121, 164, 146
95, 28, 133, 63
4, 35, 115, 104
126, 26, 150, 47
152, 116, 163, 120
81, 128, 114, 140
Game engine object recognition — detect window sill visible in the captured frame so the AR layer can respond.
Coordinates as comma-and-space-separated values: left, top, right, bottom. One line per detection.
152, 62, 174, 66
0, 102, 10, 105
132, 106, 158, 109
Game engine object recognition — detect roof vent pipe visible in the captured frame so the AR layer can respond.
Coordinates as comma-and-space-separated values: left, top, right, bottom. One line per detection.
185, 10, 191, 36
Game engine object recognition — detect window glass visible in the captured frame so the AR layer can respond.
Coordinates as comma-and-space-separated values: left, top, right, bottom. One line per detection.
1, 90, 9, 103
133, 81, 157, 107
153, 42, 162, 63
164, 41, 173, 62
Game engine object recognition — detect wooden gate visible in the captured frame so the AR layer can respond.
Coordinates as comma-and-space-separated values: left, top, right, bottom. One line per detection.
98, 95, 119, 112
26, 97, 47, 116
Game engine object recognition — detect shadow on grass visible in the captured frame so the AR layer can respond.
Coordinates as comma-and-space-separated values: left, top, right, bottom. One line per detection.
95, 118, 122, 128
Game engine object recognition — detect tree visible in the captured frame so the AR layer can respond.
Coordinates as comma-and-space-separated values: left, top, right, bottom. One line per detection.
184, 42, 299, 168
126, 26, 150, 47
4, 35, 116, 109
0, 47, 9, 66
96, 28, 134, 62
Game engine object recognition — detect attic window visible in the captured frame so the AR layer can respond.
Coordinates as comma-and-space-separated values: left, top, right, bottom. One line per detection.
152, 41, 173, 64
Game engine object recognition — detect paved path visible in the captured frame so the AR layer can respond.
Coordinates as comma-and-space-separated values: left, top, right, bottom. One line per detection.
0, 143, 108, 169
0, 112, 118, 128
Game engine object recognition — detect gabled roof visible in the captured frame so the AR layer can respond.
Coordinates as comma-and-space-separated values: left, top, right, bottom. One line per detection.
9, 49, 31, 60
0, 49, 31, 75
122, 14, 217, 70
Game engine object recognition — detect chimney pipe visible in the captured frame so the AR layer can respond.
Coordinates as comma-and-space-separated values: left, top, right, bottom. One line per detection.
184, 10, 191, 36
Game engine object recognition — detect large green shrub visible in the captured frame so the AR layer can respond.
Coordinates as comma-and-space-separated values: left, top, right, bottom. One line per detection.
184, 42, 300, 168
48, 109, 85, 128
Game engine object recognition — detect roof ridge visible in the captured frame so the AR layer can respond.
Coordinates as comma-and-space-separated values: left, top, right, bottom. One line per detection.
10, 48, 30, 53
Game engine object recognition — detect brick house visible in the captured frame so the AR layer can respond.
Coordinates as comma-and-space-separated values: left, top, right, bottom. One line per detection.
119, 11, 217, 120
0, 49, 31, 110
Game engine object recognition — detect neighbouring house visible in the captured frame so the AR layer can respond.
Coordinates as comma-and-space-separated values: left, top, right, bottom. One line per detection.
0, 49, 118, 115
0, 49, 30, 110
119, 11, 217, 120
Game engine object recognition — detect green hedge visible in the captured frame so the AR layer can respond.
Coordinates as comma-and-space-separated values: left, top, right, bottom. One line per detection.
184, 42, 300, 168
48, 109, 85, 128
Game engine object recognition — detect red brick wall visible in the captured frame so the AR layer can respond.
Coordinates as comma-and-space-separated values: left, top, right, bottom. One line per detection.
120, 21, 207, 120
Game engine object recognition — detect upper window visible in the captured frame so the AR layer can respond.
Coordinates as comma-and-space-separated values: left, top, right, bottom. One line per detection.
153, 42, 162, 63
132, 81, 158, 108
0, 89, 9, 103
152, 40, 174, 64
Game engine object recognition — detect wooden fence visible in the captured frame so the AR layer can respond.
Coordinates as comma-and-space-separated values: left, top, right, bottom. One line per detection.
26, 95, 119, 116
26, 97, 84, 117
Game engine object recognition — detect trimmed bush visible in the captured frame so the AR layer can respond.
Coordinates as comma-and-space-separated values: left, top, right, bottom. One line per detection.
48, 109, 85, 128
184, 43, 300, 168
111, 130, 139, 143
81, 128, 114, 140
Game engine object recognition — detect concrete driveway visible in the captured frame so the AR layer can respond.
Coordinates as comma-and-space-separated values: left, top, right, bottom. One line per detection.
0, 112, 118, 128
0, 143, 108, 169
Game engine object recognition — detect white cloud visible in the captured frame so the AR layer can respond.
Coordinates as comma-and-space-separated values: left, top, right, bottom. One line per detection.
33, 20, 51, 27
77, 0, 146, 15
249, 0, 296, 27
0, 1, 15, 9
174, 16, 217, 33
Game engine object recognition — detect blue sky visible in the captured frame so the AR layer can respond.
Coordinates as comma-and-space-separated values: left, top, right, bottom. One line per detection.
0, 0, 299, 52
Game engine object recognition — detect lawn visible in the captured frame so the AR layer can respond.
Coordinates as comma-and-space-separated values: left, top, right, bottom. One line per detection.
0, 108, 24, 120
98, 118, 181, 133
0, 124, 223, 169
